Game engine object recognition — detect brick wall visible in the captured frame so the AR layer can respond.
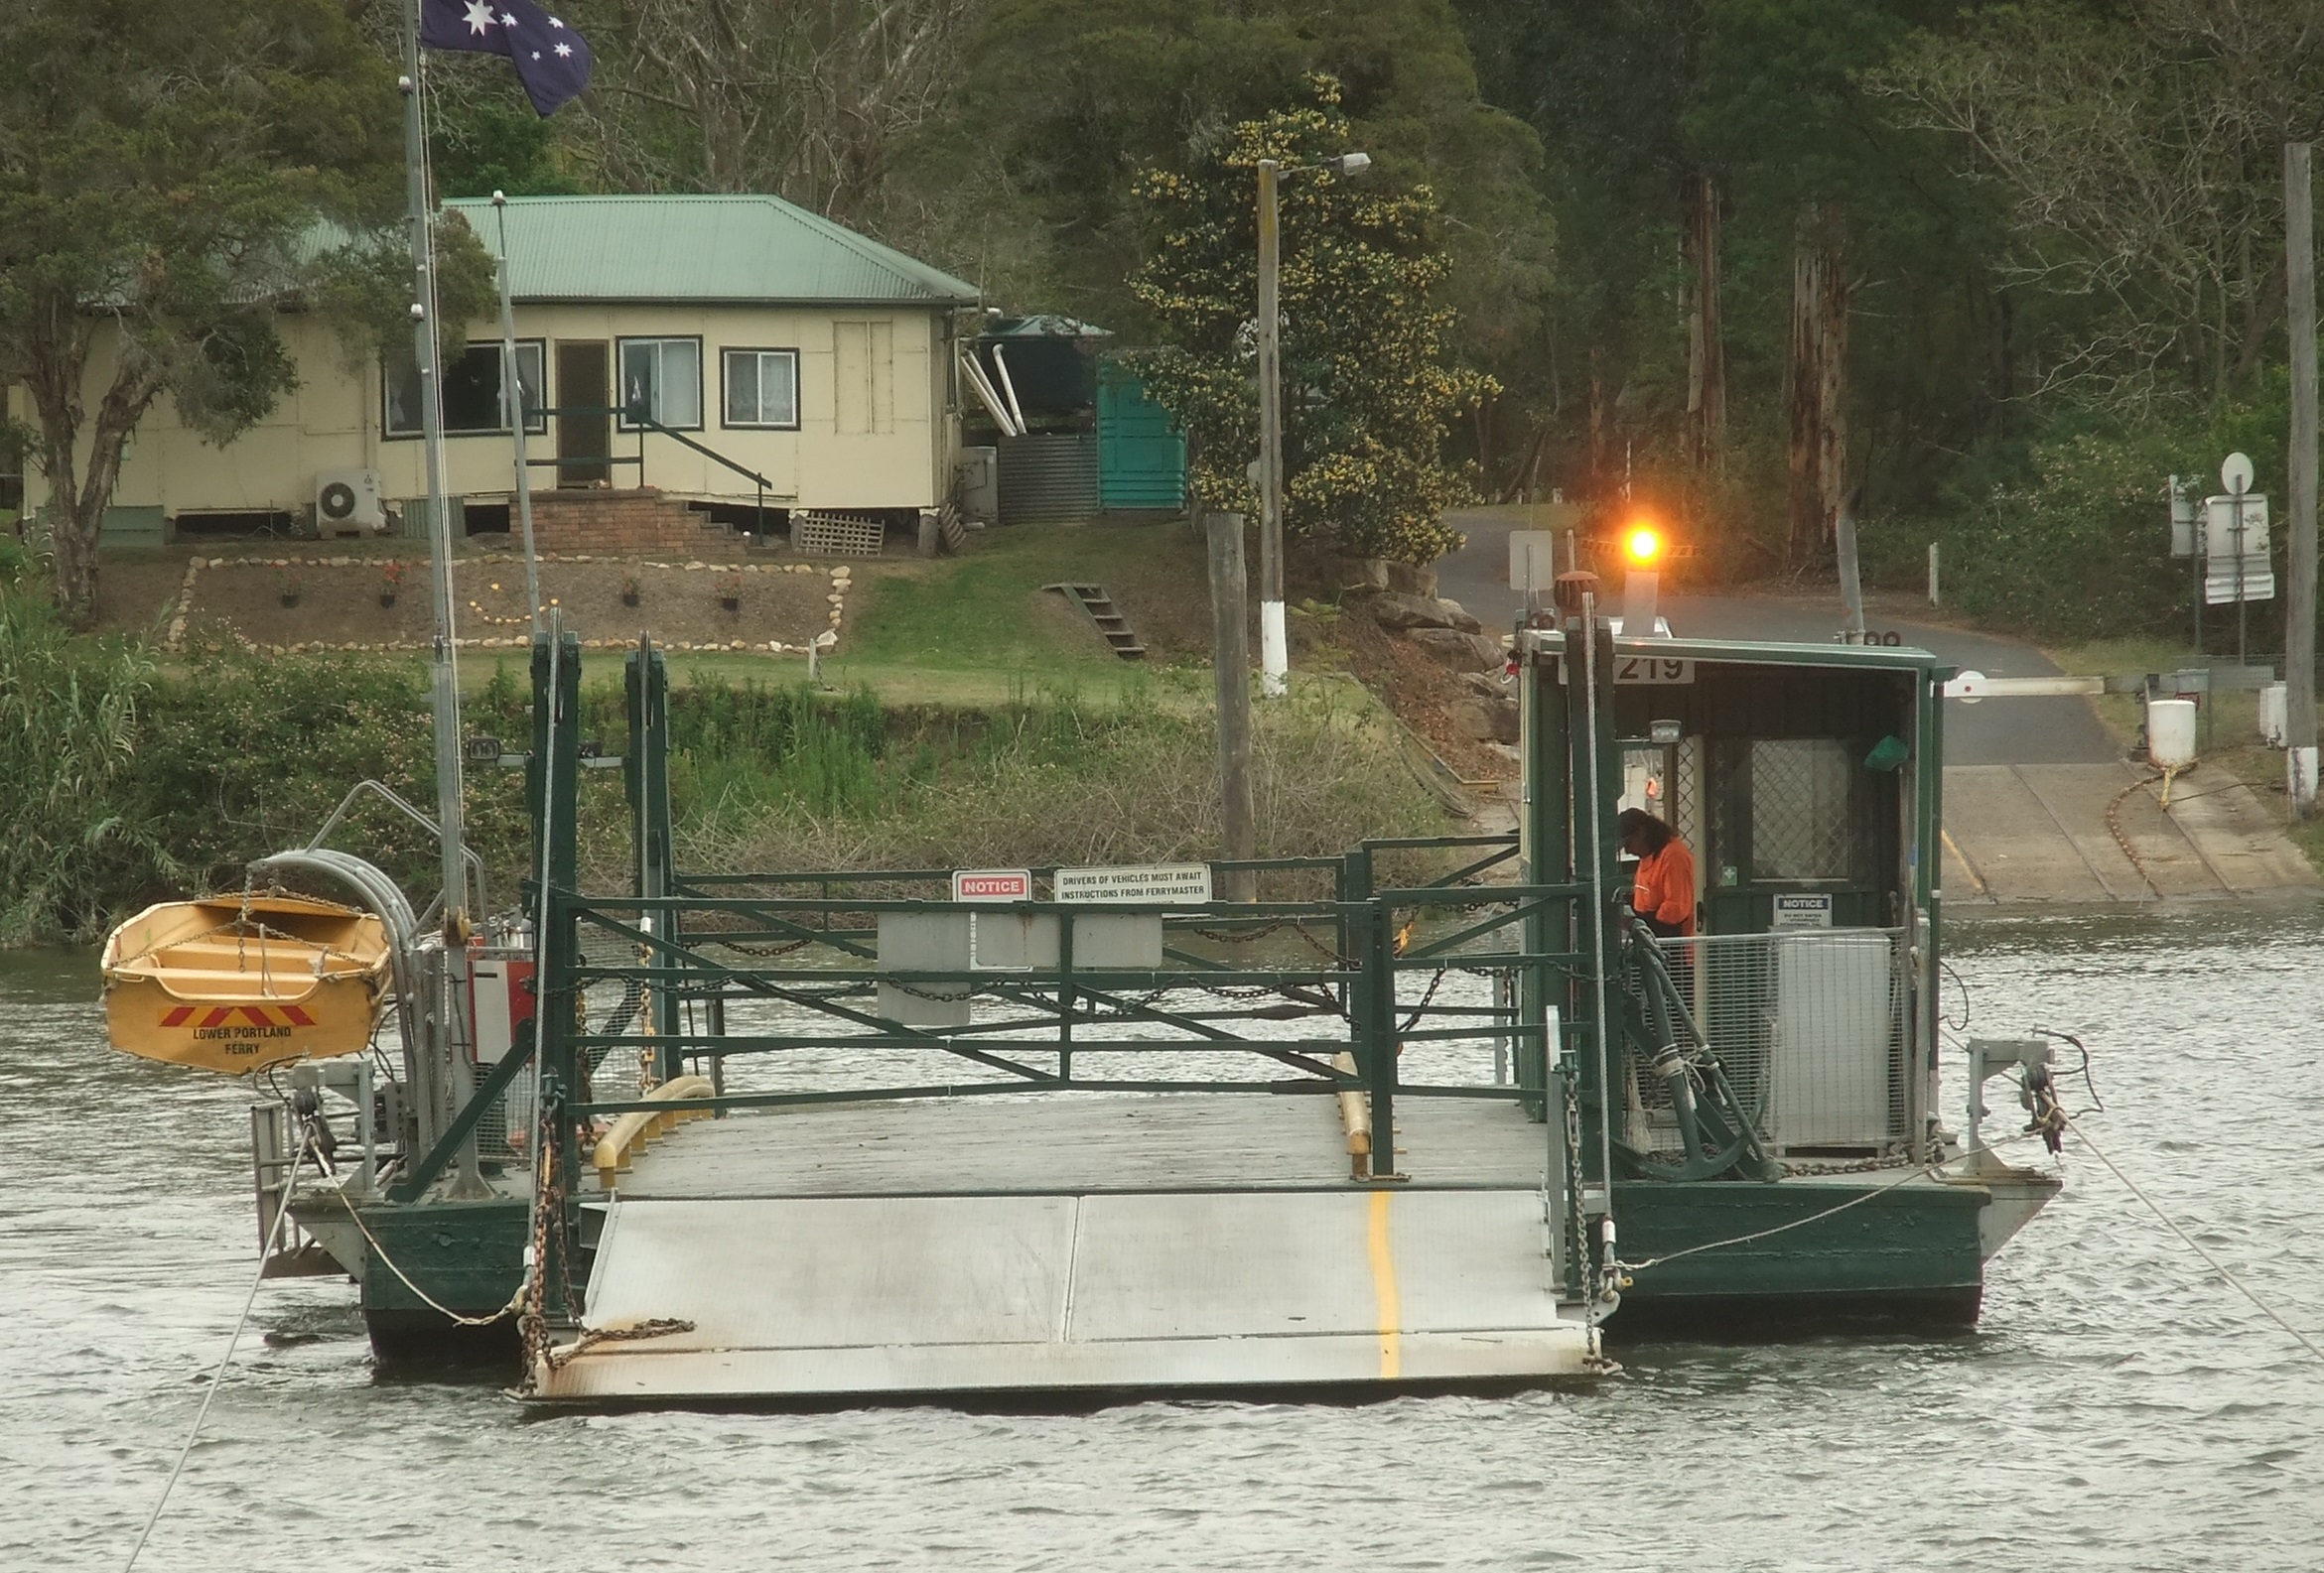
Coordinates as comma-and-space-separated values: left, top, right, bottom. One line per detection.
526, 487, 728, 554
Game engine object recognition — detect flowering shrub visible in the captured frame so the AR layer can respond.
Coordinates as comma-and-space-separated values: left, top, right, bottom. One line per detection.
1129, 77, 1490, 565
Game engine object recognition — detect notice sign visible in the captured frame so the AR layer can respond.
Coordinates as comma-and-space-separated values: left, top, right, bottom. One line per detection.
1770, 892, 1834, 930
952, 868, 1031, 902
1055, 863, 1214, 903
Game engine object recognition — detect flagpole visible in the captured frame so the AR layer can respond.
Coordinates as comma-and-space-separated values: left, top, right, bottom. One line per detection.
401, 0, 488, 1200
491, 192, 543, 639
400, 0, 470, 934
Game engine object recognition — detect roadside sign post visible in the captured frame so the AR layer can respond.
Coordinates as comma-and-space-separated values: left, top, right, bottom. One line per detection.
2287, 141, 2320, 818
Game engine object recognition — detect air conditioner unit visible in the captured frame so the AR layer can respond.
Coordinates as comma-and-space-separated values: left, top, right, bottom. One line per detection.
314, 469, 385, 535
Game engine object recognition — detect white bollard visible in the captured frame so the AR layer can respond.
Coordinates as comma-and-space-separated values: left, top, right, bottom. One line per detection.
2258, 681, 2288, 747
2292, 745, 2320, 816
2146, 698, 2198, 768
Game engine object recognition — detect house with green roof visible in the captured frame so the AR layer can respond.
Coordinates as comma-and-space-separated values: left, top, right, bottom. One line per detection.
18, 194, 983, 550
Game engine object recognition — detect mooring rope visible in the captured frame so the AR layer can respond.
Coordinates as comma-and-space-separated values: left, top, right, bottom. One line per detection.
2061, 1113, 2324, 1365
325, 1182, 520, 1328
1616, 1127, 2046, 1275
123, 1133, 314, 1573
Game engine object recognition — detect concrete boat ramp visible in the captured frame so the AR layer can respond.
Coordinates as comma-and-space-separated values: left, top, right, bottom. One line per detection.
538, 1093, 1604, 1402
1943, 763, 2317, 906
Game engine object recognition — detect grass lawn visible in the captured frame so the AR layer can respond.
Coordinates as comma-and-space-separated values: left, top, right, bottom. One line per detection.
829, 519, 1217, 690
2046, 635, 2323, 870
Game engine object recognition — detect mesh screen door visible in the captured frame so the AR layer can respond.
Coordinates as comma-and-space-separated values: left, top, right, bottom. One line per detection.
1748, 738, 1851, 880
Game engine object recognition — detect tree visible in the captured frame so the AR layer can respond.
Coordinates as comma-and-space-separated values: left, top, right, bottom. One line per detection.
0, 0, 403, 626
1130, 81, 1492, 564
563, 0, 983, 223
1877, 0, 2324, 411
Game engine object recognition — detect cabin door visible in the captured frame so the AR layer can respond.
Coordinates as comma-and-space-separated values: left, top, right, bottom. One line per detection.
1702, 736, 1897, 933
556, 341, 611, 487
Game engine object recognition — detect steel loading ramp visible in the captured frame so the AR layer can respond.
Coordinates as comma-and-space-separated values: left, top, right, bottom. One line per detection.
531, 1189, 1601, 1400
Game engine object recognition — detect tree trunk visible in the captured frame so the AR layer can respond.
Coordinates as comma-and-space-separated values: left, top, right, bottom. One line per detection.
26, 304, 165, 629
1586, 344, 1606, 491
1787, 204, 1848, 572
1684, 173, 1725, 471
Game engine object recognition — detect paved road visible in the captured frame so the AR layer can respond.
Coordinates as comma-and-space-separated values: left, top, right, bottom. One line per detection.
1435, 508, 2118, 767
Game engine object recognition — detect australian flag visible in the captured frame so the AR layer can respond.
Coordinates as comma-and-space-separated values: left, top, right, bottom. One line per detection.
420, 0, 595, 117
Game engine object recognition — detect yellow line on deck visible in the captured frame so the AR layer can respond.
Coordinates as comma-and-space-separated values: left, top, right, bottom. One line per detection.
1367, 1189, 1402, 1379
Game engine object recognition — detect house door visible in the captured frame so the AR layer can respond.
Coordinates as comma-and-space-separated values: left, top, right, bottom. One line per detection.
556, 341, 610, 487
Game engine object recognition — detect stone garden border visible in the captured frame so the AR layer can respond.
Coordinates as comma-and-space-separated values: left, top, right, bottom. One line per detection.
164, 552, 852, 657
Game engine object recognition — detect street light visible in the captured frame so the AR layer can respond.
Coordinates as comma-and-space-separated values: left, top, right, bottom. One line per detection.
1256, 149, 1370, 699
1620, 516, 1665, 636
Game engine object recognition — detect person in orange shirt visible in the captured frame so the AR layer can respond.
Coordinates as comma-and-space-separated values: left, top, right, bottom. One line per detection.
1618, 808, 1697, 938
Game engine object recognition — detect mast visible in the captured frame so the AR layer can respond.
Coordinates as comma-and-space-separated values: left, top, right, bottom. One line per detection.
399, 0, 471, 932
491, 192, 544, 640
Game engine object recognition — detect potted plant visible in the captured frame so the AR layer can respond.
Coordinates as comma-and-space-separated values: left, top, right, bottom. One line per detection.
277, 566, 303, 608
379, 560, 406, 608
715, 571, 742, 612
620, 571, 641, 608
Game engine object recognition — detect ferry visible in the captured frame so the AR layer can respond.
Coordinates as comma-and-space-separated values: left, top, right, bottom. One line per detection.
105, 586, 2072, 1401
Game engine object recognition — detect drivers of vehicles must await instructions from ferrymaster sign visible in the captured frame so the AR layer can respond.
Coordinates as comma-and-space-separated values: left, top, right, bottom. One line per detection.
1056, 864, 1214, 903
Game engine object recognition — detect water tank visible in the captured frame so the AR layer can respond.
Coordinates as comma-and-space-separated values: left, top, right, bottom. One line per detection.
2147, 698, 2198, 768
997, 433, 1100, 524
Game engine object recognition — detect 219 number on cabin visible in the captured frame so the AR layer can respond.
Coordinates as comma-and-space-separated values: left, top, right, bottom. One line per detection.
1613, 655, 1694, 685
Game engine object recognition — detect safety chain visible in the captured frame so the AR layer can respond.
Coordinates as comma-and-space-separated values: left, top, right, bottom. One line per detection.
2104, 770, 2168, 899
1182, 918, 1351, 968
1779, 1150, 1922, 1177
515, 1092, 563, 1389
541, 1316, 697, 1374
1563, 1071, 1597, 1309
1396, 968, 1449, 1033
704, 935, 816, 959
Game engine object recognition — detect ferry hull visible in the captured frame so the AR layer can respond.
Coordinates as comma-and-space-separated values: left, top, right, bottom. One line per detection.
1607, 1175, 1995, 1335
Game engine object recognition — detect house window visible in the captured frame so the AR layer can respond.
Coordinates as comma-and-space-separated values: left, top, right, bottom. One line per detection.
722, 348, 800, 429
617, 336, 702, 430
383, 341, 544, 438
833, 320, 894, 435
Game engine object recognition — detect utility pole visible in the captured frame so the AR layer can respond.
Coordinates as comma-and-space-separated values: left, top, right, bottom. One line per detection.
1254, 149, 1368, 701
2286, 142, 2320, 815
1207, 511, 1258, 901
1834, 509, 1866, 640
1255, 159, 1288, 700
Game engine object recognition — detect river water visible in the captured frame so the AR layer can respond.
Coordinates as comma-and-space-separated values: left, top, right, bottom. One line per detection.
4, 908, 2320, 1572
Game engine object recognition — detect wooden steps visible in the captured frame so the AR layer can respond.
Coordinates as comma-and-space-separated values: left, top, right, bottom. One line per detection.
1044, 583, 1146, 660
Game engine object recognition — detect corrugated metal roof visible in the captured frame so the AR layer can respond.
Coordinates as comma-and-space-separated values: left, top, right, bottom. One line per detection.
441, 195, 980, 307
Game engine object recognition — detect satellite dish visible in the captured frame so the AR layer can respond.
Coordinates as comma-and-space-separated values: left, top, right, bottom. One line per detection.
2222, 452, 2256, 495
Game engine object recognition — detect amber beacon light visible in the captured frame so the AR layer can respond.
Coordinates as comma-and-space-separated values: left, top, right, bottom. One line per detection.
1624, 523, 1665, 566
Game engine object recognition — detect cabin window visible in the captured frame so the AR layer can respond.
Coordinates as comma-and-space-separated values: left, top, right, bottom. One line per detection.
833, 320, 895, 435
616, 336, 703, 430
383, 341, 545, 438
1748, 738, 1851, 880
722, 348, 800, 429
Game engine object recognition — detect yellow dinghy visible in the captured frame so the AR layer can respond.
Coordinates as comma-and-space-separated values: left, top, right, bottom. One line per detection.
101, 894, 392, 1073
